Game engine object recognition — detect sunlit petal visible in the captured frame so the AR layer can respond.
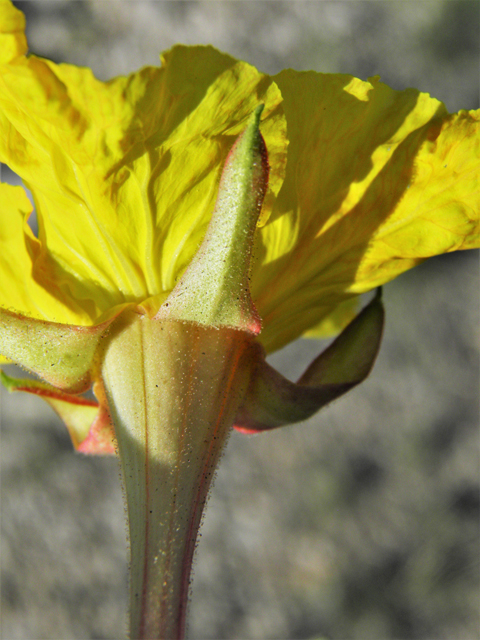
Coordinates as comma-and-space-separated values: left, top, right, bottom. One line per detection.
0, 41, 286, 321
253, 73, 479, 351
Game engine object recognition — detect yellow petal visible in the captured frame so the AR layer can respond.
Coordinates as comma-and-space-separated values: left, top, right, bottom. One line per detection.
303, 296, 360, 340
0, 33, 287, 322
0, 183, 91, 323
0, 0, 26, 64
252, 72, 479, 352
356, 109, 480, 287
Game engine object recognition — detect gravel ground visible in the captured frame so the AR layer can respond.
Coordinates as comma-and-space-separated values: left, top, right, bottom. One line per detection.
1, 2, 479, 639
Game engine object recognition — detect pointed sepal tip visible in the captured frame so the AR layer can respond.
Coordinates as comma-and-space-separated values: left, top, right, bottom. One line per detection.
156, 105, 269, 334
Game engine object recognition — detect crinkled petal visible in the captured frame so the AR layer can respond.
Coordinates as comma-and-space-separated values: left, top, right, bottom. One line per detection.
0, 33, 287, 322
0, 0, 26, 64
0, 183, 93, 323
252, 72, 479, 352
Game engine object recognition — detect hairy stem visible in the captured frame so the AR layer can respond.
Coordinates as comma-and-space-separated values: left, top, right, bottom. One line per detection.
100, 312, 255, 639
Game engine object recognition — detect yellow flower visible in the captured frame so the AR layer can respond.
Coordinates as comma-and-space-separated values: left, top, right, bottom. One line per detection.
1, 0, 478, 356
2, 2, 479, 637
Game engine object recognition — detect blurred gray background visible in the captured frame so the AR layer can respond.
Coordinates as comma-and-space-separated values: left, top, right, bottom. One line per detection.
1, 1, 479, 639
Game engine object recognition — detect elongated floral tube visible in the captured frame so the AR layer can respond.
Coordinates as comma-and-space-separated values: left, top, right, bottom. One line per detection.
101, 314, 256, 639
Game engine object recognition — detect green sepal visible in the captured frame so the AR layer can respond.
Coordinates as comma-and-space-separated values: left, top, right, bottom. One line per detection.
0, 307, 119, 393
156, 105, 268, 333
234, 289, 384, 433
0, 369, 115, 454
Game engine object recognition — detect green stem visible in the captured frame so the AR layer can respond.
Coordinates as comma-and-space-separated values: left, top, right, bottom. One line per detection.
100, 312, 255, 639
